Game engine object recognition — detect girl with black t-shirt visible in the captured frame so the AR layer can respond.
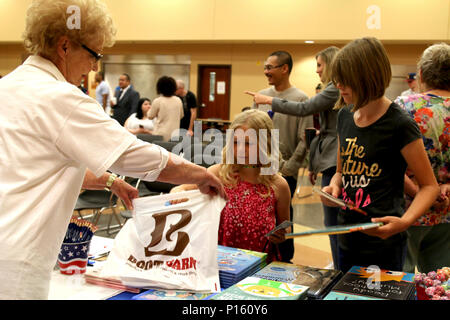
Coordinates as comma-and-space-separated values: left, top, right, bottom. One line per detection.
319, 37, 439, 273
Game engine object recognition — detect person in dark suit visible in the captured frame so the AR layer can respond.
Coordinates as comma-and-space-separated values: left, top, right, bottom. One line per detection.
111, 73, 140, 126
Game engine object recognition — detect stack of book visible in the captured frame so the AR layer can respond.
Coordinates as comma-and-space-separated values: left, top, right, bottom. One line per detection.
212, 276, 309, 300
131, 289, 216, 300
217, 245, 267, 289
253, 261, 342, 299
324, 266, 416, 300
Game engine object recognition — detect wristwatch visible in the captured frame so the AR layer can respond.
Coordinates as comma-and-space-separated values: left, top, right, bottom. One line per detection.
104, 173, 118, 191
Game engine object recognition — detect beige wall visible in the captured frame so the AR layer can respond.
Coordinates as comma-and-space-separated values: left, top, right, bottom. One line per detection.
0, 42, 427, 119
2, 0, 449, 42
0, 0, 442, 118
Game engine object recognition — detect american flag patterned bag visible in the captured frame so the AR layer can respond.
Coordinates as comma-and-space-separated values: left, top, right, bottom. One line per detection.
100, 190, 225, 292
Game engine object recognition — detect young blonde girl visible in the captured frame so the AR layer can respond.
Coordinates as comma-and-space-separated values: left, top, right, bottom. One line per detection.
172, 109, 292, 261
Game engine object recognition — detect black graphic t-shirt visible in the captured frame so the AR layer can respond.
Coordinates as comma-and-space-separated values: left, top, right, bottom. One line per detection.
337, 103, 421, 251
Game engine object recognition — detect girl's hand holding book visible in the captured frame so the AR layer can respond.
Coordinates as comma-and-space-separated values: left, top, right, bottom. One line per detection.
362, 216, 409, 240
268, 228, 289, 245
318, 185, 342, 208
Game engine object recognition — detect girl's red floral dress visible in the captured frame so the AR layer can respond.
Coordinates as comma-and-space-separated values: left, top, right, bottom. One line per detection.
218, 179, 278, 260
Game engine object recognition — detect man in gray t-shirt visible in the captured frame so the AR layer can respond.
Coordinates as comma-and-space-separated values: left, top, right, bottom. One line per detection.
253, 51, 313, 219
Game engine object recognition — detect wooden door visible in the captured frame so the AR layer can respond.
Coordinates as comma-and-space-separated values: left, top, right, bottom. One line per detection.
197, 65, 231, 120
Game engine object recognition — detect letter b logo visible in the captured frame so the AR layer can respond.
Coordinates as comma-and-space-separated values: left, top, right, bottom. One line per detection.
144, 210, 192, 257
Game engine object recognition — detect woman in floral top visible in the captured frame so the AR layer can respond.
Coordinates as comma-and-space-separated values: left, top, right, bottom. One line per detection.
395, 43, 450, 273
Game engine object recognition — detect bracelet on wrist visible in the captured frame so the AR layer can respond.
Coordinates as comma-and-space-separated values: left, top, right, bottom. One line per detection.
104, 173, 118, 191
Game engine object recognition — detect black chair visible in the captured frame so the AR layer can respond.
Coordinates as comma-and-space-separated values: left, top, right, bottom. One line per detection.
124, 177, 159, 197
73, 189, 122, 235
137, 134, 164, 143
183, 143, 222, 168
153, 140, 178, 152
141, 140, 180, 194
120, 178, 159, 222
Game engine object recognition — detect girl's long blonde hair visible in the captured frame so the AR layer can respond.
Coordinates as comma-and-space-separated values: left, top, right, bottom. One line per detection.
219, 109, 280, 197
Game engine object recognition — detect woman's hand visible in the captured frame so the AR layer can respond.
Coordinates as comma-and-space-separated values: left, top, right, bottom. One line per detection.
308, 171, 317, 185
110, 178, 139, 210
434, 183, 450, 210
244, 91, 274, 105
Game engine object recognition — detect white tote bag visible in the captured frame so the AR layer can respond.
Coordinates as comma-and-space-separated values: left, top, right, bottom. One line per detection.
100, 190, 225, 292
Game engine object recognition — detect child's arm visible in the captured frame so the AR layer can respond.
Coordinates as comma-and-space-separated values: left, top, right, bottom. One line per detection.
170, 184, 198, 193
368, 138, 439, 239
269, 175, 291, 244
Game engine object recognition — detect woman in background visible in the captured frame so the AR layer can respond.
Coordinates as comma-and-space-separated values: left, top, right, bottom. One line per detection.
395, 42, 450, 273
246, 46, 341, 270
124, 97, 154, 135
148, 76, 184, 141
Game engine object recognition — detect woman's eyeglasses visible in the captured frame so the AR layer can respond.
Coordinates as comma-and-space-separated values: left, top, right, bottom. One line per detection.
81, 44, 103, 62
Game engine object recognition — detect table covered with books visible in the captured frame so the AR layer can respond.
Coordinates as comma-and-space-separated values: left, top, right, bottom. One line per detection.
48, 235, 450, 301
49, 191, 449, 301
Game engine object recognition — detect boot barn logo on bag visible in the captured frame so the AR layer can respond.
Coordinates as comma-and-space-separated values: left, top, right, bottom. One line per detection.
127, 210, 198, 271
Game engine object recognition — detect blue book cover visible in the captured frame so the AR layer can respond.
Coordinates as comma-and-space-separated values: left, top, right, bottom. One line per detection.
217, 245, 266, 276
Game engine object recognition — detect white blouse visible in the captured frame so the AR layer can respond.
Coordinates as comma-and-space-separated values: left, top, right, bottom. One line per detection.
125, 113, 154, 130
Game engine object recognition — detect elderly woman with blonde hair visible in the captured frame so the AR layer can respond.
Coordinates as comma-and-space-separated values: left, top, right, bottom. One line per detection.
395, 42, 450, 273
0, 0, 225, 299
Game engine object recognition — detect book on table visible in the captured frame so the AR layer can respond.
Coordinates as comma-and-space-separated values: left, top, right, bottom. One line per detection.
131, 288, 216, 300
253, 261, 343, 299
217, 245, 267, 289
211, 276, 309, 300
324, 265, 416, 300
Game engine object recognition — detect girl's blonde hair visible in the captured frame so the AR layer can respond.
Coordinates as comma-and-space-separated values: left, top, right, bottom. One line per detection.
219, 109, 280, 197
23, 0, 116, 57
331, 37, 392, 111
316, 46, 340, 85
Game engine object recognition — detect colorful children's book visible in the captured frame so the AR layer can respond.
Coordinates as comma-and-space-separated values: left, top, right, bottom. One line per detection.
253, 261, 342, 299
131, 289, 215, 300
217, 245, 266, 274
217, 245, 267, 289
326, 266, 416, 300
211, 276, 309, 300
285, 222, 383, 238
